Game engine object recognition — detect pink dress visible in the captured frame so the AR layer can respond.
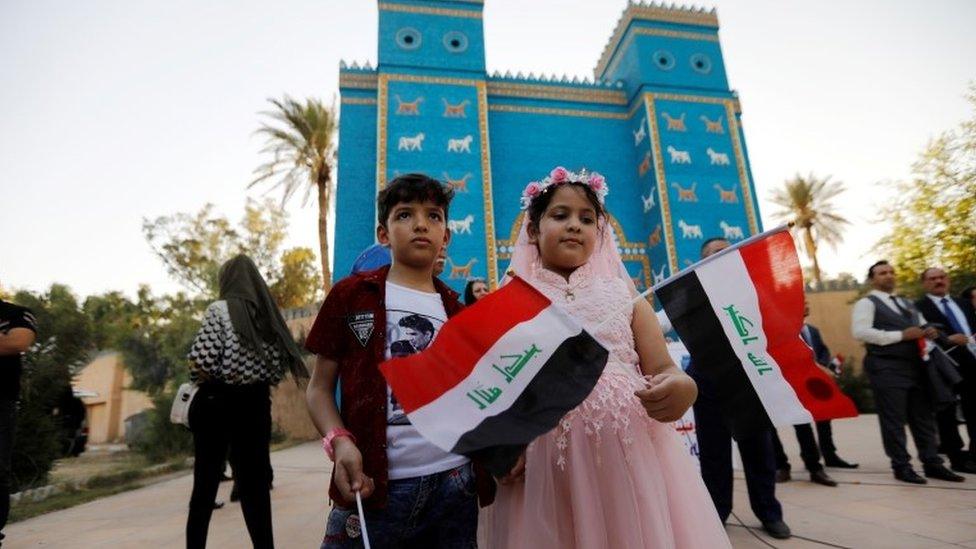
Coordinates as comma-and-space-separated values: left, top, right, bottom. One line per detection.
484, 261, 730, 549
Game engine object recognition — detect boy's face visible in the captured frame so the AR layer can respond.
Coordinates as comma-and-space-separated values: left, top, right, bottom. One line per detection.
377, 200, 451, 271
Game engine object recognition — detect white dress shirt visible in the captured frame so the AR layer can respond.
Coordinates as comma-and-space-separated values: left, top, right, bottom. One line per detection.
925, 294, 975, 343
657, 309, 673, 334
851, 290, 923, 346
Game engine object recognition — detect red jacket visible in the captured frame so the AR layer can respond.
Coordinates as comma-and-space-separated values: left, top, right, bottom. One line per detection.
305, 265, 496, 509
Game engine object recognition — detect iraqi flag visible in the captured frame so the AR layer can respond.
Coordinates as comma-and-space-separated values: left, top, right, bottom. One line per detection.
379, 276, 609, 477
653, 227, 857, 438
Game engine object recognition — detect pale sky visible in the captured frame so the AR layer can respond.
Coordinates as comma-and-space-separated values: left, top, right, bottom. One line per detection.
2, 0, 974, 298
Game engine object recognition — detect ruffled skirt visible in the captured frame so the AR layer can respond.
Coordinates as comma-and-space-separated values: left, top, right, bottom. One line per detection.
482, 368, 730, 549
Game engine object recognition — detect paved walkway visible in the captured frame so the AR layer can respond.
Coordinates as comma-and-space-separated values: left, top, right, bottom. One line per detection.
6, 414, 976, 548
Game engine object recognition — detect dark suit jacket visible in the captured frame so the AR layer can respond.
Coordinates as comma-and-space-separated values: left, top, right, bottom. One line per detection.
803, 323, 832, 368
916, 295, 976, 375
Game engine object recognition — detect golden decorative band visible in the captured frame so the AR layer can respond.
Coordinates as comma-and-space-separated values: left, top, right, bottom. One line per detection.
340, 74, 378, 90
489, 104, 628, 120
487, 82, 627, 106
378, 2, 482, 19
341, 97, 377, 105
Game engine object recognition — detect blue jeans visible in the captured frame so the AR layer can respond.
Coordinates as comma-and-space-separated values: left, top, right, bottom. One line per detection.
322, 462, 477, 549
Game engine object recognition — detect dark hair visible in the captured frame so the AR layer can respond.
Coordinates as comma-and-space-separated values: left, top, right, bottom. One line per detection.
700, 237, 729, 257
867, 260, 890, 280
919, 267, 944, 281
525, 181, 605, 235
398, 313, 435, 337
960, 286, 976, 303
377, 173, 454, 227
464, 278, 486, 306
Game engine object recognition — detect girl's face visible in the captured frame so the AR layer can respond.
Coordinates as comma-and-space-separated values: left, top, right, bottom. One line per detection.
471, 281, 489, 300
529, 185, 600, 280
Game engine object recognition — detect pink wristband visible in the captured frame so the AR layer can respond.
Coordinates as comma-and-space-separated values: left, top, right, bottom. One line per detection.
323, 428, 356, 461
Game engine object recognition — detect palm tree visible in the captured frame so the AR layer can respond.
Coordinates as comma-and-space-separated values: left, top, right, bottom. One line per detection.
250, 95, 337, 291
769, 173, 850, 286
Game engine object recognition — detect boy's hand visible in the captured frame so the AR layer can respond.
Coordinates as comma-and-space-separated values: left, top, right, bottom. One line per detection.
498, 452, 526, 485
634, 372, 698, 423
333, 438, 375, 501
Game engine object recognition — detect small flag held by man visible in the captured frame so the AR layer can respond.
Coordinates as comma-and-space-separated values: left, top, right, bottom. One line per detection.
379, 276, 609, 477
653, 226, 858, 438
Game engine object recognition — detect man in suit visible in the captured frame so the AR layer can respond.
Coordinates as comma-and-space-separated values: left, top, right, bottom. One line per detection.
852, 261, 963, 483
773, 301, 859, 485
681, 238, 791, 539
915, 267, 976, 474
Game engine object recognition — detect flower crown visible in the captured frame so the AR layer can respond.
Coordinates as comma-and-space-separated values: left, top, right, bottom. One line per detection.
520, 166, 609, 210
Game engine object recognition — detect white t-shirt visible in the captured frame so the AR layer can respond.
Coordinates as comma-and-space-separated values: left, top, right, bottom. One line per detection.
384, 281, 469, 479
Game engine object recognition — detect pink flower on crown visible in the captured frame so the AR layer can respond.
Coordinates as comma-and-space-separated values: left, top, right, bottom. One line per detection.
525, 181, 542, 197
549, 166, 569, 183
588, 173, 606, 192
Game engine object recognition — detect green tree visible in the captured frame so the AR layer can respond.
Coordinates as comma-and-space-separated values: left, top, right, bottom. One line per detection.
143, 198, 320, 306
270, 247, 322, 309
11, 285, 93, 489
250, 95, 338, 291
879, 84, 976, 293
769, 173, 850, 286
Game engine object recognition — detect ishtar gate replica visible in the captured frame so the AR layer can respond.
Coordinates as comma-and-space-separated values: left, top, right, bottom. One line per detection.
333, 1, 763, 291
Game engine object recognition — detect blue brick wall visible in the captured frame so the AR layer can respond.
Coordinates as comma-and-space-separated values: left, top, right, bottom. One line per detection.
333, 2, 762, 293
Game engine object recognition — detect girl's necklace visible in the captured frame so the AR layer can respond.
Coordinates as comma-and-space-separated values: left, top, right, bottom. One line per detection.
562, 277, 587, 302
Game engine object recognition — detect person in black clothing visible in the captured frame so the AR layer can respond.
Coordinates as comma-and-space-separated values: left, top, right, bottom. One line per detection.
915, 268, 976, 474
0, 299, 38, 547
773, 300, 858, 487
185, 256, 308, 548
685, 238, 791, 540
960, 286, 976, 313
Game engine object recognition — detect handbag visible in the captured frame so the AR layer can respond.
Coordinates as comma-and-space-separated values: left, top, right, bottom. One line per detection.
170, 382, 199, 427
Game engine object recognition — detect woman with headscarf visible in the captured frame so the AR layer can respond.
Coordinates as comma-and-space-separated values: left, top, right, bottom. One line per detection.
463, 278, 490, 306
185, 255, 307, 549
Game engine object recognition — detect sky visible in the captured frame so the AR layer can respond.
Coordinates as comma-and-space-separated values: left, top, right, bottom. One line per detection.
2, 0, 974, 298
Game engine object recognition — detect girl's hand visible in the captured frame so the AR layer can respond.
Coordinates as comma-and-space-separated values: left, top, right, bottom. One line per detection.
333, 438, 375, 501
634, 372, 698, 422
498, 452, 526, 485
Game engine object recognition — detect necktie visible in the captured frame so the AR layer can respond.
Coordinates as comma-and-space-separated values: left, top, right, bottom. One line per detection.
801, 325, 812, 347
941, 297, 966, 335
889, 295, 911, 319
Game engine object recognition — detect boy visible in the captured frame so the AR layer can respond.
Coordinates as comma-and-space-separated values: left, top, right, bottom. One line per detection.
305, 173, 494, 548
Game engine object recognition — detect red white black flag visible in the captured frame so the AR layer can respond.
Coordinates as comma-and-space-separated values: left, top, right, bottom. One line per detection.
379, 277, 608, 476
654, 227, 858, 437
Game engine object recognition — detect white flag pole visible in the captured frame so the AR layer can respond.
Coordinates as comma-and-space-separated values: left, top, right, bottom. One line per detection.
355, 490, 372, 549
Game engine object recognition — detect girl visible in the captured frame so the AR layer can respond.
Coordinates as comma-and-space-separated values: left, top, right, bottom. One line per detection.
485, 167, 730, 548
185, 255, 308, 549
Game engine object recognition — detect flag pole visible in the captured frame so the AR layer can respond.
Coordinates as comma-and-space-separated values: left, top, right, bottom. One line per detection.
356, 490, 372, 549
597, 225, 795, 333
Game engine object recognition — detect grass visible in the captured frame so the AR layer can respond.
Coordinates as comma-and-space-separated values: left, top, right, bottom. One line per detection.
10, 438, 312, 523
9, 481, 150, 523
10, 451, 191, 524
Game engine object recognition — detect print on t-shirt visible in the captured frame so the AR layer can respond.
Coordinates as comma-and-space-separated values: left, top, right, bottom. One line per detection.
386, 309, 444, 426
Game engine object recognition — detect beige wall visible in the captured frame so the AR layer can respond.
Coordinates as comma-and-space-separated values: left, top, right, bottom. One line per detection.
806, 290, 865, 372
271, 369, 319, 441
73, 352, 154, 443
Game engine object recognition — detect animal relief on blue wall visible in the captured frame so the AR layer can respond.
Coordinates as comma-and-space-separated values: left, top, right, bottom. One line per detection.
447, 134, 473, 153
395, 95, 423, 115
661, 112, 687, 132
706, 147, 730, 166
667, 146, 692, 164
443, 172, 471, 193
442, 98, 470, 117
398, 132, 425, 151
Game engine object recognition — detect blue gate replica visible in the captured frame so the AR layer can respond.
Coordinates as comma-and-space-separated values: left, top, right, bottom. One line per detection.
333, 1, 763, 292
